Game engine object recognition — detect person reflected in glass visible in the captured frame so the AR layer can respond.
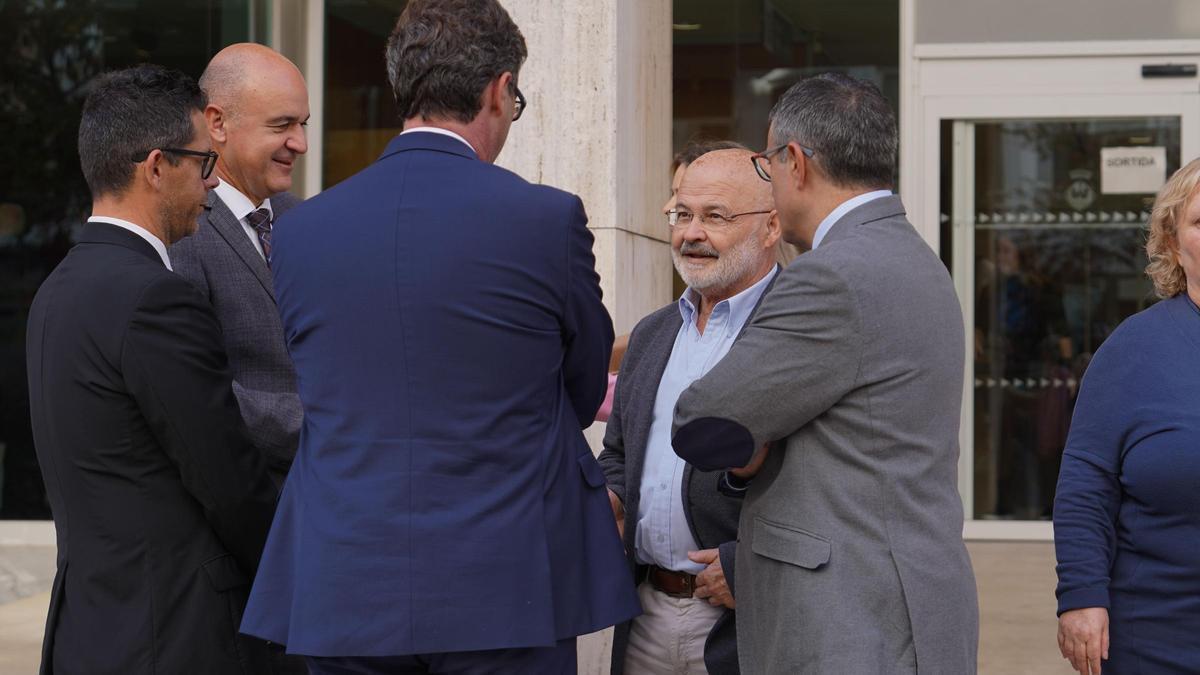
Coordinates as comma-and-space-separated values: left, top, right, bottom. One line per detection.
1054, 157, 1200, 675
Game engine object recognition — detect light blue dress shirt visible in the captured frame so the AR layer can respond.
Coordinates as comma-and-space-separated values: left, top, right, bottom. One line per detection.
811, 189, 892, 249
634, 267, 778, 573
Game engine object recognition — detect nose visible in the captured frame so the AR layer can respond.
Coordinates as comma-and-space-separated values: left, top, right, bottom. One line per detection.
203, 172, 219, 190
680, 218, 707, 243
288, 126, 309, 155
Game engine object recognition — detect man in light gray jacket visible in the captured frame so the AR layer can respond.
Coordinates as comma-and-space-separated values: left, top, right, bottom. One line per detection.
672, 73, 979, 674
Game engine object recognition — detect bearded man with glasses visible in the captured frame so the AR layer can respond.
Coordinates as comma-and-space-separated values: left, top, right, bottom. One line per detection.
598, 147, 783, 675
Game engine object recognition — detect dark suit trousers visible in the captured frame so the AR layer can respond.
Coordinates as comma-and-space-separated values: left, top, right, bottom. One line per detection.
304, 638, 577, 675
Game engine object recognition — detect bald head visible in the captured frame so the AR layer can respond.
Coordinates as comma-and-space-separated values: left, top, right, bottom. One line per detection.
201, 43, 310, 205
201, 43, 304, 116
678, 149, 772, 213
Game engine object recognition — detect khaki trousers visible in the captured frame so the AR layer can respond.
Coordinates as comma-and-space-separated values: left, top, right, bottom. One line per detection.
623, 580, 724, 674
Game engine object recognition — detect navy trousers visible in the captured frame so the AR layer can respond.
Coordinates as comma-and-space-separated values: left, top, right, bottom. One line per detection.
304, 638, 577, 675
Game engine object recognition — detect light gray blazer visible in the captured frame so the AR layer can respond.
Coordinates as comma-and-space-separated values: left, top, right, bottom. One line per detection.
169, 191, 303, 487
672, 195, 979, 674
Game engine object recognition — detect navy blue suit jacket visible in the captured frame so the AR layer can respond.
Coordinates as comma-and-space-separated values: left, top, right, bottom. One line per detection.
241, 132, 640, 656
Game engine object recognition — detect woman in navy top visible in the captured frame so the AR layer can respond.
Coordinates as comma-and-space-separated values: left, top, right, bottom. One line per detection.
1054, 158, 1200, 675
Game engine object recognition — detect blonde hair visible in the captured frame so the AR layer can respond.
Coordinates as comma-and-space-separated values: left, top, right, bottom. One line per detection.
1146, 157, 1200, 298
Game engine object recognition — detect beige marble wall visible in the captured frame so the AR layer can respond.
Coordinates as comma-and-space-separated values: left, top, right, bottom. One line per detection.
498, 0, 674, 339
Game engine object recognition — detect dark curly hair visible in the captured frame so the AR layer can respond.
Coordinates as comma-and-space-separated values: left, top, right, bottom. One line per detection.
385, 0, 527, 124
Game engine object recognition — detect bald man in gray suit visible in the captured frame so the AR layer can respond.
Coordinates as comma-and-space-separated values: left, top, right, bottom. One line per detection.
171, 44, 310, 489
672, 73, 979, 674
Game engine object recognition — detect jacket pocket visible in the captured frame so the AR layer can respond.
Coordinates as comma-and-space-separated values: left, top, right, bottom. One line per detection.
751, 517, 831, 570
201, 553, 249, 592
577, 452, 607, 488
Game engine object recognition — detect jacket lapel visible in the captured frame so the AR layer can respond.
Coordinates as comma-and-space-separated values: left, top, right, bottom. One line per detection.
204, 192, 275, 299
625, 310, 683, 484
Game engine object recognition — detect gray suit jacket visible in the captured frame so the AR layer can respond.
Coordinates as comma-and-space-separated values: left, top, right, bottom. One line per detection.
598, 269, 778, 675
170, 190, 303, 487
673, 196, 979, 674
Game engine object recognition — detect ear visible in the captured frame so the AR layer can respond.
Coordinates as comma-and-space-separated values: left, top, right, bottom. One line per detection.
482, 72, 512, 119
205, 103, 227, 144
141, 149, 167, 191
762, 209, 782, 248
786, 142, 808, 192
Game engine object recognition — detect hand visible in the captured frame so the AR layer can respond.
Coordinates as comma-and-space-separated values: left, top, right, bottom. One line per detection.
688, 549, 734, 609
607, 488, 625, 540
1058, 607, 1109, 675
729, 442, 770, 480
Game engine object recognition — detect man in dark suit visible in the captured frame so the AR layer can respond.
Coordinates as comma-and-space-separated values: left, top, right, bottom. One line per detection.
25, 65, 277, 674
170, 43, 310, 488
240, 1, 640, 673
599, 148, 781, 675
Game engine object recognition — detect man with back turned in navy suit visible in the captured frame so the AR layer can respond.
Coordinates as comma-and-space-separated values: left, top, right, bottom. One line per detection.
239, 1, 641, 673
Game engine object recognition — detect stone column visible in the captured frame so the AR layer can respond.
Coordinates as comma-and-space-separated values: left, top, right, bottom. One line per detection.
499, 0, 673, 336
496, 2, 672, 672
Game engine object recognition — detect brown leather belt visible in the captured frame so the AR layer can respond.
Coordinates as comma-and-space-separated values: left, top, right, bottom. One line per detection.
645, 565, 697, 598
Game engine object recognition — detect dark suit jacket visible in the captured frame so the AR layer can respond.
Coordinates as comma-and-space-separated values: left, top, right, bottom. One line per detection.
240, 131, 641, 656
25, 222, 278, 674
170, 190, 303, 487
598, 268, 778, 675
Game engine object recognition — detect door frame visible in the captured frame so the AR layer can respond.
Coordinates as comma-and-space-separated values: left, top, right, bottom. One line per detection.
909, 51, 1200, 540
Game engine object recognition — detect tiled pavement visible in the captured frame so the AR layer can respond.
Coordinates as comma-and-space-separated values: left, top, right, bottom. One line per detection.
0, 542, 1073, 674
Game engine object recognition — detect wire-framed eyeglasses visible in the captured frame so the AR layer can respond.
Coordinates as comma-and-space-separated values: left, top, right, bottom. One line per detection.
667, 208, 772, 230
130, 148, 218, 180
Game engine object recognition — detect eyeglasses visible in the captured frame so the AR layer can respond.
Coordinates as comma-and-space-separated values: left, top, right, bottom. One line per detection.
510, 83, 526, 122
130, 148, 218, 180
751, 142, 816, 182
667, 209, 772, 230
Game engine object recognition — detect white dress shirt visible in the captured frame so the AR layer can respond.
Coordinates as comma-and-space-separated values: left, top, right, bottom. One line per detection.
399, 126, 477, 155
88, 216, 172, 270
811, 189, 893, 249
213, 179, 273, 259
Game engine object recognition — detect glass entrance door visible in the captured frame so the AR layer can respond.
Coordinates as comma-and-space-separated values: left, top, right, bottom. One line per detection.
940, 114, 1185, 529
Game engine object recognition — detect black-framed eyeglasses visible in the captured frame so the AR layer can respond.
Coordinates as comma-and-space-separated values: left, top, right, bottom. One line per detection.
667, 208, 772, 230
130, 148, 218, 180
751, 142, 815, 182
510, 83, 527, 122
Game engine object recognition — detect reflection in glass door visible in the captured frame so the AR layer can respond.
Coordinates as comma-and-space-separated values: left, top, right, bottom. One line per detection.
942, 117, 1180, 521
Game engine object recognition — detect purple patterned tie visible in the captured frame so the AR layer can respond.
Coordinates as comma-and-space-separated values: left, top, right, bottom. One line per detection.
245, 207, 273, 265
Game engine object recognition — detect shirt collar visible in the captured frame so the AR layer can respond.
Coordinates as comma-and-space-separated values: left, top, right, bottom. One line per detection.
400, 126, 477, 155
811, 189, 892, 249
678, 265, 779, 332
214, 179, 272, 223
87, 216, 172, 270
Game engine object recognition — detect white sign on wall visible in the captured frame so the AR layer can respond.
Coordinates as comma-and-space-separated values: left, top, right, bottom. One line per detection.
1100, 146, 1167, 194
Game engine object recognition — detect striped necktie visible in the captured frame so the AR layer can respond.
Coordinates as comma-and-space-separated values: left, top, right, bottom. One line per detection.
245, 207, 273, 265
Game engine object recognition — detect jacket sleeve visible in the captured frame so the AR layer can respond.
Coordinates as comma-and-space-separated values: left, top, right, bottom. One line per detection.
121, 274, 277, 577
672, 256, 861, 470
561, 195, 615, 428
1053, 337, 1132, 615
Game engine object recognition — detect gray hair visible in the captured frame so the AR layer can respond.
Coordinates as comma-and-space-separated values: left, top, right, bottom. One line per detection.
768, 73, 897, 189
